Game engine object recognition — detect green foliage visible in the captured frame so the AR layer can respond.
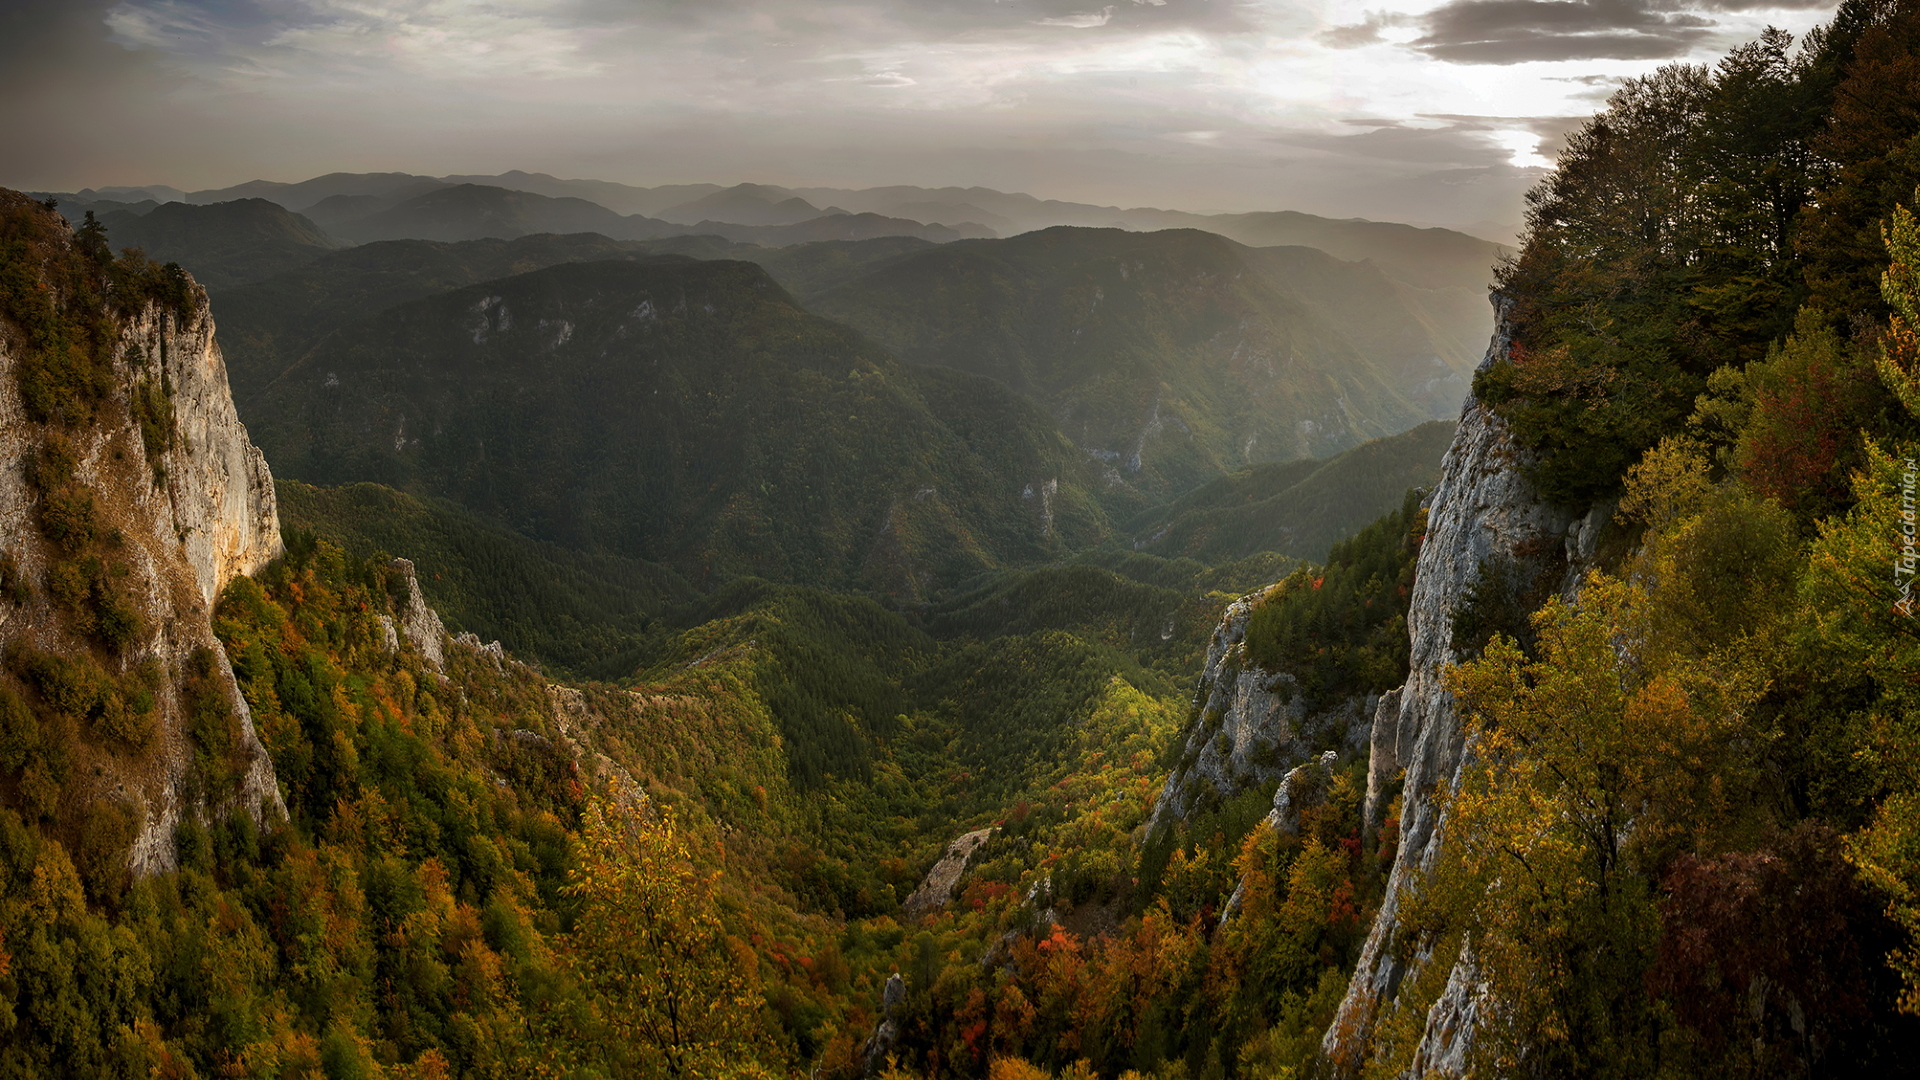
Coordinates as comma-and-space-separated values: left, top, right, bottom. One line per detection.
130, 372, 174, 483
658, 578, 927, 787
246, 258, 1112, 597
1125, 421, 1454, 565
1483, 31, 1846, 505
1416, 576, 1764, 1076
1798, 0, 1920, 322
1241, 491, 1426, 698
1691, 307, 1894, 522
0, 193, 196, 433
279, 479, 691, 677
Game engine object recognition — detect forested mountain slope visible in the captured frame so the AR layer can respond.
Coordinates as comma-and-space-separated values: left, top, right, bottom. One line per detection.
1314, 6, 1920, 1075
93, 198, 339, 290
210, 233, 930, 407
810, 227, 1473, 497
244, 257, 1115, 597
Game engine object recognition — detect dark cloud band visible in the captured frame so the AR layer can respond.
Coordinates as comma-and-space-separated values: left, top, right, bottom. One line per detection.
1321, 0, 1829, 65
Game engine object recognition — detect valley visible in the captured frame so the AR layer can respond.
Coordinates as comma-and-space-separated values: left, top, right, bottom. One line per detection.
0, 170, 1466, 1078
12, 8, 1920, 1069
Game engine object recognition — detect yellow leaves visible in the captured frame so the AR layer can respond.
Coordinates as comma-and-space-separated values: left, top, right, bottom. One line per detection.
565, 799, 769, 1076
25, 839, 87, 924
1848, 791, 1920, 1015
1620, 435, 1714, 531
1422, 556, 1777, 1069
1879, 202, 1920, 418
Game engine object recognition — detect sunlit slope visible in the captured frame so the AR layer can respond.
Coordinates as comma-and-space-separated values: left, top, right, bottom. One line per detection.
1126, 419, 1457, 563
247, 258, 1111, 596
809, 227, 1462, 499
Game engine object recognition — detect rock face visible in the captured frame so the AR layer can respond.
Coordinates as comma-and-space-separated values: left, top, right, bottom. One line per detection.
133, 300, 282, 608
1148, 593, 1372, 837
0, 239, 285, 876
901, 827, 998, 919
861, 972, 909, 1074
388, 557, 450, 672
1322, 296, 1604, 1075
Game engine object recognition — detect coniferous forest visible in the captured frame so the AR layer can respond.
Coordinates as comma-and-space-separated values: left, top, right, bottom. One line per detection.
8, 0, 1920, 1076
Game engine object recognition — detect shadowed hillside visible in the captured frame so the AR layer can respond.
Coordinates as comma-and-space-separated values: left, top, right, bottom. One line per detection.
246, 257, 1117, 596
95, 199, 339, 289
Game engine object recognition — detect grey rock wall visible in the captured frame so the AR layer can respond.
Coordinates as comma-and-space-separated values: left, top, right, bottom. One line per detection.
1322, 295, 1601, 1076
1, 280, 285, 877
1148, 593, 1373, 838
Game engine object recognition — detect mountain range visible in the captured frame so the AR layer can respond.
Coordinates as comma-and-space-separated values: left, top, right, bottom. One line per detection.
244, 256, 1112, 599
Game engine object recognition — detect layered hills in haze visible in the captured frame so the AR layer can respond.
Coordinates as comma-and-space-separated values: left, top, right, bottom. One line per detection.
212, 224, 1478, 529
92, 198, 339, 290
246, 256, 1110, 598
809, 228, 1473, 496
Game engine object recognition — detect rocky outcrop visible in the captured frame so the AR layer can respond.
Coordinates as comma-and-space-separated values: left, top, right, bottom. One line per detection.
133, 300, 282, 607
902, 827, 997, 919
0, 222, 285, 876
861, 972, 909, 1074
1148, 593, 1372, 837
545, 685, 649, 813
388, 557, 450, 672
1322, 296, 1605, 1075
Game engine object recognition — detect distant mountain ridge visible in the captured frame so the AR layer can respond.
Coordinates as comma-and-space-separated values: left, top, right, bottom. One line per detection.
84, 169, 1505, 269
30, 173, 1505, 330
808, 227, 1480, 497
324, 183, 682, 244
94, 198, 339, 290
244, 256, 1118, 598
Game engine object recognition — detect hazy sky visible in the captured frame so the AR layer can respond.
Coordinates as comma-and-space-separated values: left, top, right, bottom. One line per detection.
0, 0, 1840, 234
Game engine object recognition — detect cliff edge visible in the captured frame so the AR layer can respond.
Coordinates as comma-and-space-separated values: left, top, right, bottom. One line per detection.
0, 189, 283, 879
1321, 296, 1607, 1075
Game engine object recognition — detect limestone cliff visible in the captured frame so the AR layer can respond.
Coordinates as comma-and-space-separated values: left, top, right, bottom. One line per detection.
1321, 296, 1608, 1076
0, 191, 283, 877
1146, 591, 1374, 840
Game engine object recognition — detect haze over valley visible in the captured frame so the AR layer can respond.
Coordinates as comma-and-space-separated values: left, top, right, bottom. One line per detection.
10, 1, 1920, 1078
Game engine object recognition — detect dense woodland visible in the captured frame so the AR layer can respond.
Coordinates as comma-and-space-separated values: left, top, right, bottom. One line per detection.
10, 0, 1920, 1074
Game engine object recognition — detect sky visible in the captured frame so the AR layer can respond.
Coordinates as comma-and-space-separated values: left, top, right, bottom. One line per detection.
0, 0, 1843, 237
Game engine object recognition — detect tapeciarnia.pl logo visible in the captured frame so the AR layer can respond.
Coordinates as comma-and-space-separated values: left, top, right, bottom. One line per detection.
1899, 458, 1918, 618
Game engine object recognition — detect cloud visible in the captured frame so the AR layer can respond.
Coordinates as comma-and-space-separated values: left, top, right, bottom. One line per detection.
1421, 112, 1592, 162
851, 69, 918, 86
1696, 0, 1833, 8
1407, 0, 1721, 64
0, 0, 1844, 235
1038, 6, 1117, 28
1270, 112, 1590, 170
1319, 11, 1415, 48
